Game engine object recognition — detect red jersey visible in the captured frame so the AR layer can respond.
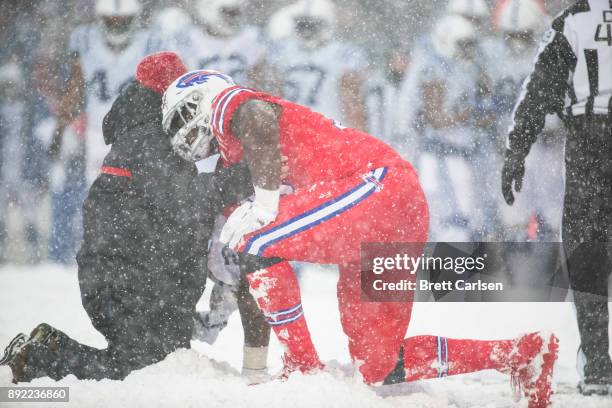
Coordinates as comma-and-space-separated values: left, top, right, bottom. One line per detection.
210, 86, 407, 188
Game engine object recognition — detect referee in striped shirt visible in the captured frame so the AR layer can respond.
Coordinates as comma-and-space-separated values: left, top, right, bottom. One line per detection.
502, 0, 612, 395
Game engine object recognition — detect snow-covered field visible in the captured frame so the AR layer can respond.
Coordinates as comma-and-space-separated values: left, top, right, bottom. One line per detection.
1, 264, 611, 408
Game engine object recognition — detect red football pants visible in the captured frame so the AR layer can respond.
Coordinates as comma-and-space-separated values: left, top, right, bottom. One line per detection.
248, 260, 514, 383
240, 165, 516, 382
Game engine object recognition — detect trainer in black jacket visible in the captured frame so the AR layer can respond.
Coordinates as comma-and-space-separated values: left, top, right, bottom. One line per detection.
6, 79, 255, 382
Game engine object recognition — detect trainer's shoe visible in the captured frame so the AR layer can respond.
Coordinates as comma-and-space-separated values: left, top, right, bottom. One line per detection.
0, 333, 27, 366
0, 324, 60, 383
507, 332, 559, 408
28, 323, 61, 350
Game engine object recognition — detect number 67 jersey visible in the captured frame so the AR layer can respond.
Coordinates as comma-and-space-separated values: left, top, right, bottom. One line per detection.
269, 37, 367, 122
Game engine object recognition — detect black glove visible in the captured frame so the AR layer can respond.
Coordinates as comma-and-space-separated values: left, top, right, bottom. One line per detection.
501, 149, 526, 205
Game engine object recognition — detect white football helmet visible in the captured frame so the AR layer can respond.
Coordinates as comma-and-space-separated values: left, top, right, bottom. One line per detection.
268, 3, 300, 43
268, 0, 336, 47
493, 0, 547, 54
446, 0, 489, 25
493, 0, 546, 32
152, 6, 193, 36
162, 70, 236, 161
95, 0, 141, 49
431, 14, 478, 60
196, 0, 246, 37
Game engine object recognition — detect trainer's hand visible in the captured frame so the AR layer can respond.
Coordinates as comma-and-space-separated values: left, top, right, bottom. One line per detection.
501, 150, 526, 205
220, 187, 280, 249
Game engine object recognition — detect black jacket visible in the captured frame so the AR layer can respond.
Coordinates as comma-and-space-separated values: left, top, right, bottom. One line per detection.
507, 1, 611, 159
76, 81, 251, 347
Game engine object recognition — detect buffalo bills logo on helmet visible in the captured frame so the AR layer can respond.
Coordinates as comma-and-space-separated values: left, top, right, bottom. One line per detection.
175, 70, 234, 89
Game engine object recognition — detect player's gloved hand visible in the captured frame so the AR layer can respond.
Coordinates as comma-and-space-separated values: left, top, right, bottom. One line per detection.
501, 149, 526, 206
192, 311, 229, 345
220, 187, 280, 250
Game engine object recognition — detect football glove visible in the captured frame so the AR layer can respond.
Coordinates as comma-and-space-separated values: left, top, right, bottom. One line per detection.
220, 187, 280, 250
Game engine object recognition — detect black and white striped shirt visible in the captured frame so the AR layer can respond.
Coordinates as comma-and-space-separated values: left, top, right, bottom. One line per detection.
508, 0, 612, 155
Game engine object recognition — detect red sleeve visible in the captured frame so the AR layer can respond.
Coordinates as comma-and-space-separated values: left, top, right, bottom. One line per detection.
210, 86, 257, 166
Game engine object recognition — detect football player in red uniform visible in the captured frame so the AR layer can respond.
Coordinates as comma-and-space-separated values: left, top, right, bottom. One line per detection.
161, 69, 558, 407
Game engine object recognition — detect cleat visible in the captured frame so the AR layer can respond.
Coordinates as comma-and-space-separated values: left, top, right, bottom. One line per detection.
507, 332, 559, 408
250, 356, 324, 385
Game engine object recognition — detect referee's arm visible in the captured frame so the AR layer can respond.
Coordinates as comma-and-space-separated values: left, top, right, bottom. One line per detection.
502, 22, 576, 205
507, 25, 576, 156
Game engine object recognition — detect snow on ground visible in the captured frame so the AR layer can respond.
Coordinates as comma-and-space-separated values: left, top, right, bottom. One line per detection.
1, 264, 611, 408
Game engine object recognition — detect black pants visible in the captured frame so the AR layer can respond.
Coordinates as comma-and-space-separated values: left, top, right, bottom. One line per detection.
21, 261, 198, 382
563, 115, 612, 382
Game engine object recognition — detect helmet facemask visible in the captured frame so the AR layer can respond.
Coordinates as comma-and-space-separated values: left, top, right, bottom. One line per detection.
505, 31, 536, 56
295, 16, 327, 48
197, 0, 245, 37
100, 15, 138, 50
216, 5, 243, 35
163, 91, 214, 162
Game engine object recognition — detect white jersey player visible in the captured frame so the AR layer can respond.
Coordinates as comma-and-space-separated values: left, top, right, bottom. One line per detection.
363, 48, 416, 161
52, 0, 160, 184
410, 15, 490, 241
267, 0, 368, 129
486, 0, 563, 241
160, 0, 268, 89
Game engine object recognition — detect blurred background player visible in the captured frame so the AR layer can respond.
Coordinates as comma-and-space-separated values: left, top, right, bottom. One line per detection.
363, 47, 415, 161
484, 0, 564, 296
407, 14, 492, 241
488, 0, 563, 243
160, 0, 271, 89
0, 62, 46, 263
267, 0, 368, 130
46, 0, 160, 263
